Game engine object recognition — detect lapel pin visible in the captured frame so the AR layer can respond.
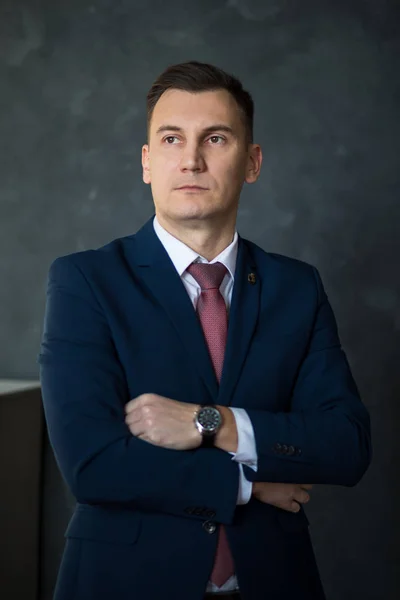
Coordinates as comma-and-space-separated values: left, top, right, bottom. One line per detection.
248, 272, 256, 285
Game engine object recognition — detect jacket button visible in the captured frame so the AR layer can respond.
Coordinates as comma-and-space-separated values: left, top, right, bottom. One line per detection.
282, 444, 288, 454
205, 510, 216, 518
273, 443, 282, 453
287, 445, 295, 456
203, 521, 217, 534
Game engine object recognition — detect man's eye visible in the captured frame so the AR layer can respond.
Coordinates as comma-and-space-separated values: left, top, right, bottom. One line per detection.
209, 136, 224, 144
165, 136, 178, 144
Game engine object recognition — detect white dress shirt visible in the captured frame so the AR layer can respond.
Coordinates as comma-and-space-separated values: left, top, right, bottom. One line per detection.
153, 215, 258, 593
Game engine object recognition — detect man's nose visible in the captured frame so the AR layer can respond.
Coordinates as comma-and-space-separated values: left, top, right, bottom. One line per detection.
179, 143, 205, 172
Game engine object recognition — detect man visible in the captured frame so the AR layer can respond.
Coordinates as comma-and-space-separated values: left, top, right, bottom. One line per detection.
39, 61, 371, 600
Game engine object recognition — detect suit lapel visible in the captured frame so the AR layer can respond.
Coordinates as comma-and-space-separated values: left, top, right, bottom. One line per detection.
217, 238, 260, 407
126, 217, 219, 401
125, 217, 260, 406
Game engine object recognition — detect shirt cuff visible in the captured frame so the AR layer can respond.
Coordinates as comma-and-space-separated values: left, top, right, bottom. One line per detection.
236, 463, 253, 505
228, 407, 258, 471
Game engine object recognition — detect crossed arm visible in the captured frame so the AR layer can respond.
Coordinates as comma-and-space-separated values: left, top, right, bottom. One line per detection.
39, 256, 372, 523
124, 393, 312, 512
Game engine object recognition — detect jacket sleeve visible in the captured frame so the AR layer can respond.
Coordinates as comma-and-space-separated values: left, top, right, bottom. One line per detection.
38, 256, 239, 524
242, 267, 372, 487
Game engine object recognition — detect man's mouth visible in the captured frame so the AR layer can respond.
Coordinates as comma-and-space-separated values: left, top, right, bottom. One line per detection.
176, 185, 208, 190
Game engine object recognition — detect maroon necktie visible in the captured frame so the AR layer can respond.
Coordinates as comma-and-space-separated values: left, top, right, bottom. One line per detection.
186, 261, 235, 587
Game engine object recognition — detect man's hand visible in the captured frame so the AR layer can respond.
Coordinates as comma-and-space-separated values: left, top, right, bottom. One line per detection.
125, 394, 202, 450
252, 482, 313, 513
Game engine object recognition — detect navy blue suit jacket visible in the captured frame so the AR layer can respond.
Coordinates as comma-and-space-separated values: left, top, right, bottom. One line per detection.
39, 216, 371, 600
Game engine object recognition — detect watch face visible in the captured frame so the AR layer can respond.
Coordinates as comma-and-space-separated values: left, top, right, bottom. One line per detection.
198, 406, 221, 433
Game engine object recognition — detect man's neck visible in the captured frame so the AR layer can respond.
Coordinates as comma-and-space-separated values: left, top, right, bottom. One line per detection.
155, 214, 236, 262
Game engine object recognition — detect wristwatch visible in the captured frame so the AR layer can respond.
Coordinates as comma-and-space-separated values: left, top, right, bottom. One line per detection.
194, 404, 223, 448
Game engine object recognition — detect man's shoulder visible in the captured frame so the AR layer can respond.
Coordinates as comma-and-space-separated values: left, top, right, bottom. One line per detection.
242, 237, 317, 277
48, 233, 135, 273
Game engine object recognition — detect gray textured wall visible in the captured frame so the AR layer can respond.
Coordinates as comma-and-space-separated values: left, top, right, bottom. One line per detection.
1, 1, 399, 599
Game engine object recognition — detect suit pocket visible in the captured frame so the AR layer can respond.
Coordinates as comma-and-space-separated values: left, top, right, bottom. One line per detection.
276, 506, 310, 532
65, 504, 142, 545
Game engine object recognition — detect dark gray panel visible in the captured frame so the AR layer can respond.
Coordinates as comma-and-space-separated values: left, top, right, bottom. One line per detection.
0, 387, 43, 600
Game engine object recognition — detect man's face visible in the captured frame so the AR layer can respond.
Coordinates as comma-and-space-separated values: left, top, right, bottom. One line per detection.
142, 89, 261, 226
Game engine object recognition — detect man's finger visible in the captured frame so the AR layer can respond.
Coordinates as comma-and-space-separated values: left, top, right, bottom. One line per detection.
125, 399, 137, 413
125, 394, 148, 413
301, 484, 313, 490
127, 420, 144, 437
125, 411, 141, 425
294, 488, 310, 503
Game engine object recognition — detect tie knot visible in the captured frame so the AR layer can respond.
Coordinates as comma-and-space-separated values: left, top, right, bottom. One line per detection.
186, 261, 227, 291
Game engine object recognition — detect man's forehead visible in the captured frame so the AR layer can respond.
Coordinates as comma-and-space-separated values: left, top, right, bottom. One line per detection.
151, 89, 242, 129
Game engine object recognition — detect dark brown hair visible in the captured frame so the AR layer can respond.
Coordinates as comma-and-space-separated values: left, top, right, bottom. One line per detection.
146, 61, 254, 143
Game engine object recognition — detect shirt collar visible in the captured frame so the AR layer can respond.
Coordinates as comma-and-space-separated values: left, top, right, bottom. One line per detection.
153, 215, 238, 280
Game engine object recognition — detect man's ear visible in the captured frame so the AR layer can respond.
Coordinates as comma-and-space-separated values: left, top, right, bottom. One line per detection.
245, 144, 262, 184
142, 144, 151, 184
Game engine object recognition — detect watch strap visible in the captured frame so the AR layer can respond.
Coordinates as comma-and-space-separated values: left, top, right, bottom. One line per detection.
201, 433, 216, 448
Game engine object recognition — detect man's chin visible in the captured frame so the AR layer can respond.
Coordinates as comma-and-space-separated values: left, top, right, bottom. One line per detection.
162, 205, 218, 221
169, 211, 221, 224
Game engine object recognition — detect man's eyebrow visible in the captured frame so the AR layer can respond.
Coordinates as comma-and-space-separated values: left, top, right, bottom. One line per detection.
155, 124, 236, 136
